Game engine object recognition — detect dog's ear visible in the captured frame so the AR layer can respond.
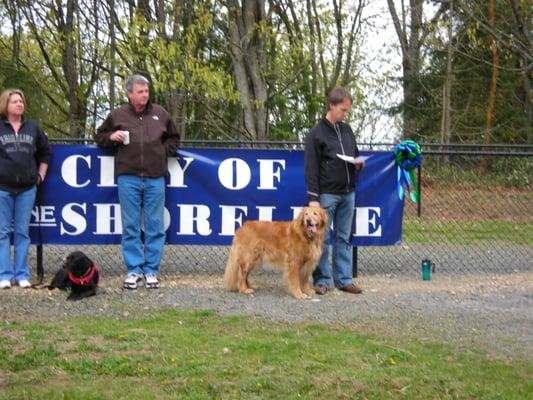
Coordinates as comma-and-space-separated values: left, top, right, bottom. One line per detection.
62, 255, 73, 270
69, 251, 84, 263
64, 251, 81, 267
319, 208, 327, 228
66, 251, 93, 269
297, 207, 308, 225
82, 254, 94, 269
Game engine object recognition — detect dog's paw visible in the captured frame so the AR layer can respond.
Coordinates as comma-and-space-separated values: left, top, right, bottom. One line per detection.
292, 291, 309, 299
240, 288, 254, 295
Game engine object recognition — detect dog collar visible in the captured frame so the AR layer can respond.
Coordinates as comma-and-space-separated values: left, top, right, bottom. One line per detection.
68, 263, 99, 287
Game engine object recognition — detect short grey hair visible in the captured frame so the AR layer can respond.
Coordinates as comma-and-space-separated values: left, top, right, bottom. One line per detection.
326, 87, 352, 110
125, 75, 149, 92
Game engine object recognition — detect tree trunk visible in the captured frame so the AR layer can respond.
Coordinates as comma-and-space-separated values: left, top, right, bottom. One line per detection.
132, 0, 151, 76
479, 0, 499, 176
108, 0, 116, 110
441, 0, 453, 162
62, 0, 83, 137
5, 0, 21, 64
507, 0, 533, 140
525, 64, 533, 143
227, 0, 269, 140
19, 1, 101, 138
387, 0, 424, 140
305, 0, 319, 119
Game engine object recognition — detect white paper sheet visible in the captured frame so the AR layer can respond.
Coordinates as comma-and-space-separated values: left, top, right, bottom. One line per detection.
336, 154, 370, 164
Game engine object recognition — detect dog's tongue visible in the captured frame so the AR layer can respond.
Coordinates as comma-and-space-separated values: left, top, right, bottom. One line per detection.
308, 225, 317, 233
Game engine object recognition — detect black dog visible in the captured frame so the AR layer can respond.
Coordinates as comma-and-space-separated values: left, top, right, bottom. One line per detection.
49, 251, 100, 301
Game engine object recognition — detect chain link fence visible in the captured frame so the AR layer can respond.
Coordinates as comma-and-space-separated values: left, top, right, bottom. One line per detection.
361, 150, 532, 278
30, 141, 532, 280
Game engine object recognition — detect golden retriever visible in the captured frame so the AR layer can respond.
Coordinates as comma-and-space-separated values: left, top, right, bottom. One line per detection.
223, 207, 327, 299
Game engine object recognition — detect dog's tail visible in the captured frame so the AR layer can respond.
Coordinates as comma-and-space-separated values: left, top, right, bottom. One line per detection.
223, 246, 240, 292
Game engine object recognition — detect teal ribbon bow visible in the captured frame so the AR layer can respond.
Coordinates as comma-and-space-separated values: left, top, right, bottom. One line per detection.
394, 140, 422, 202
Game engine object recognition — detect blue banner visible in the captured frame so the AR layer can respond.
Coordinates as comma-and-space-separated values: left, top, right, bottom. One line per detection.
30, 145, 403, 246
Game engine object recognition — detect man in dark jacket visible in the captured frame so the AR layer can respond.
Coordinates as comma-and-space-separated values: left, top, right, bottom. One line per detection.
95, 75, 180, 289
304, 87, 364, 295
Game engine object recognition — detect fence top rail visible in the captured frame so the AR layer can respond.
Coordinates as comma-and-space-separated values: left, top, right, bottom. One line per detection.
422, 150, 533, 157
48, 138, 533, 155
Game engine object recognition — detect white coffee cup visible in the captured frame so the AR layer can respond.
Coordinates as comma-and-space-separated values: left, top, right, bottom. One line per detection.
123, 130, 130, 145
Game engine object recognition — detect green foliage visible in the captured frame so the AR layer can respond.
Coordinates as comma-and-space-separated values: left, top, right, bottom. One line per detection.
0, 1, 529, 141
0, 61, 45, 121
414, 2, 531, 144
490, 157, 533, 189
266, 3, 369, 140
116, 2, 239, 140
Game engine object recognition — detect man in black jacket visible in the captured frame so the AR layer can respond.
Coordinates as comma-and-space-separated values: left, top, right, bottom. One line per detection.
304, 87, 364, 295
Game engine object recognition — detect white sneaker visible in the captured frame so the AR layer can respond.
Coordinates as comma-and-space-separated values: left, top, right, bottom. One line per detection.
144, 274, 160, 289
123, 273, 143, 290
17, 280, 31, 288
0, 280, 11, 289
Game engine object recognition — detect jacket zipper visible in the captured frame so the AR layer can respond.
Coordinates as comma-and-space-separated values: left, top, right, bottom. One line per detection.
334, 123, 351, 190
139, 115, 144, 176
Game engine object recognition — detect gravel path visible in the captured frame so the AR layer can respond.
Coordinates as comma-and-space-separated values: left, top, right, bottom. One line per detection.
1, 271, 532, 362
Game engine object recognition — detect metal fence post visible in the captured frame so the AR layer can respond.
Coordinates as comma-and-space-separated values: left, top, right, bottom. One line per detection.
417, 165, 422, 217
352, 246, 358, 277
36, 244, 44, 284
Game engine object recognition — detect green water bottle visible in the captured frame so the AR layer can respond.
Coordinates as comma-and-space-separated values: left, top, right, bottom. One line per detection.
422, 259, 431, 281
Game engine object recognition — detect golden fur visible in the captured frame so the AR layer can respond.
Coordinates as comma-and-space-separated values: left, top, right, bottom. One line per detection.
223, 207, 327, 299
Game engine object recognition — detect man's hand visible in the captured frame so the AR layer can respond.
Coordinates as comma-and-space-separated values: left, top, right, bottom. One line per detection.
110, 130, 128, 143
309, 201, 320, 208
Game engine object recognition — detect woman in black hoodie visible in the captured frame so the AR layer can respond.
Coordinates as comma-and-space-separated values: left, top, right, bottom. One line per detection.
0, 89, 51, 289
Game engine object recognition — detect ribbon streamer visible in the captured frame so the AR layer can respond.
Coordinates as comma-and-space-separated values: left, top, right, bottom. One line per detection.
394, 140, 422, 202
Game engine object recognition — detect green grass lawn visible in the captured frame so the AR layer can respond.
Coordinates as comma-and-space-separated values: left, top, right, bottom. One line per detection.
402, 220, 533, 246
1, 309, 531, 399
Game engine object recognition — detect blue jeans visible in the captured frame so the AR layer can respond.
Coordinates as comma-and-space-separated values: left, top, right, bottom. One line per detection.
0, 187, 37, 282
313, 192, 355, 288
117, 175, 165, 276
